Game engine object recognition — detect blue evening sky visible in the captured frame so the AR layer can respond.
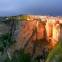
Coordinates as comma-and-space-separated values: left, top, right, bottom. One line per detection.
0, 0, 62, 16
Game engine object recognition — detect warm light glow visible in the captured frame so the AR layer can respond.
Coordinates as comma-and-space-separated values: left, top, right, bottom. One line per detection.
18, 15, 61, 50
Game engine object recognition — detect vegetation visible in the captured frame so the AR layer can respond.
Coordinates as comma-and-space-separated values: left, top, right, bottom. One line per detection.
4, 49, 39, 62
0, 16, 62, 62
0, 17, 16, 53
0, 32, 16, 53
46, 41, 62, 62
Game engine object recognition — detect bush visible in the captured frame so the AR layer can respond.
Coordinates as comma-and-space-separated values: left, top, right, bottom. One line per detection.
5, 49, 31, 62
0, 32, 15, 53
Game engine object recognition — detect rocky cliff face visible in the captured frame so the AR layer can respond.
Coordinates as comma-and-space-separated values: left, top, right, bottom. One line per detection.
17, 16, 61, 55
5, 16, 62, 59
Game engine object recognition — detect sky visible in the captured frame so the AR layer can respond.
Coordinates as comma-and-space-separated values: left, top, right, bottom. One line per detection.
0, 0, 62, 16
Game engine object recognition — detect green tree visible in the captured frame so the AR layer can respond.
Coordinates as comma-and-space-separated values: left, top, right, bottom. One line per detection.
5, 49, 31, 62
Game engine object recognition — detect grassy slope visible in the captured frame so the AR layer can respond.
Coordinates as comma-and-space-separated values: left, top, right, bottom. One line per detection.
46, 41, 62, 62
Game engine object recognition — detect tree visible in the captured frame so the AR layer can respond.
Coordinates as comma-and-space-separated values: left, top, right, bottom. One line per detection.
0, 17, 17, 61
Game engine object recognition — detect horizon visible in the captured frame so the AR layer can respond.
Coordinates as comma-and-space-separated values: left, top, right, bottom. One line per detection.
0, 0, 62, 16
